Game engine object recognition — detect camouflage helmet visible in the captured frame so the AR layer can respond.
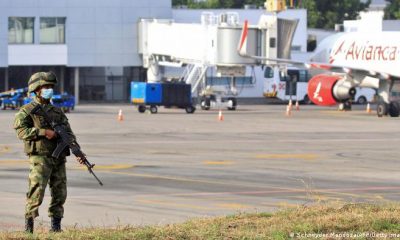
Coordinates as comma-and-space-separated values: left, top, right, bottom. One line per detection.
28, 72, 57, 93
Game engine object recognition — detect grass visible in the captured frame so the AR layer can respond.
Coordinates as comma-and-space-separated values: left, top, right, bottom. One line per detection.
2, 203, 400, 240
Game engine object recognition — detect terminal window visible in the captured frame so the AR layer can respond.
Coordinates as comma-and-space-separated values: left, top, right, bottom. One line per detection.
40, 17, 66, 44
8, 17, 34, 44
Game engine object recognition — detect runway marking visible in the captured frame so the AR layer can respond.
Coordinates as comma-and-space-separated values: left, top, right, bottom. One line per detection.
96, 169, 400, 201
254, 154, 319, 161
0, 159, 28, 165
70, 137, 400, 146
203, 160, 234, 165
98, 169, 259, 187
72, 164, 135, 170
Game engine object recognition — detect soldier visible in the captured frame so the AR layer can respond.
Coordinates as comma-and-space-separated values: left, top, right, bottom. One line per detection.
14, 72, 82, 233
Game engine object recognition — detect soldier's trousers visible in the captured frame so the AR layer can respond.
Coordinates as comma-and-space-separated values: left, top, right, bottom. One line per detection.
25, 155, 67, 219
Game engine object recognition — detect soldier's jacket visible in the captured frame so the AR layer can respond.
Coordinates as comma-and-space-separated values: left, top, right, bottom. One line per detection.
14, 97, 75, 157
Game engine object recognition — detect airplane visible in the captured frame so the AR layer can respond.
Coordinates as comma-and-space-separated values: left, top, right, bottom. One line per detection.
238, 20, 400, 117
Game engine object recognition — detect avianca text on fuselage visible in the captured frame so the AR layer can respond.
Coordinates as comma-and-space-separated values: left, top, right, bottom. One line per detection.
330, 40, 399, 63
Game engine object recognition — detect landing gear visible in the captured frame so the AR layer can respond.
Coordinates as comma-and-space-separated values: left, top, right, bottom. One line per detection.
376, 101, 400, 117
375, 78, 400, 117
338, 101, 352, 111
389, 101, 400, 117
343, 101, 352, 111
377, 102, 388, 117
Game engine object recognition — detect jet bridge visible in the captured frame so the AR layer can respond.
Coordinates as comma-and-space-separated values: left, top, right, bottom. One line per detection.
138, 11, 298, 110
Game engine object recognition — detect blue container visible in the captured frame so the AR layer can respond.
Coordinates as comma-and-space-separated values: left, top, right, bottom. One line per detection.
131, 82, 162, 105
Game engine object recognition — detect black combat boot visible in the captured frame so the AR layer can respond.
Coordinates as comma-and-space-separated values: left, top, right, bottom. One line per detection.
50, 217, 62, 232
25, 217, 34, 233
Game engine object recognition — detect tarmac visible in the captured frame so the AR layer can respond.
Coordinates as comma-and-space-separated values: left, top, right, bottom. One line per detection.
1, 103, 400, 231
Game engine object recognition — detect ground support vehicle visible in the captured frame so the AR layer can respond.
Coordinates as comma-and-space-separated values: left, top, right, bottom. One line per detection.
131, 82, 196, 114
0, 88, 28, 110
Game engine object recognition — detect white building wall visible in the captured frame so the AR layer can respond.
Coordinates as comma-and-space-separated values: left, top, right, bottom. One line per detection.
0, 1, 9, 67
0, 0, 172, 67
344, 11, 384, 33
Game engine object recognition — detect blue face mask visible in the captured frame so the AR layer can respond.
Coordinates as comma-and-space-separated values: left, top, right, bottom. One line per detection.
41, 88, 54, 99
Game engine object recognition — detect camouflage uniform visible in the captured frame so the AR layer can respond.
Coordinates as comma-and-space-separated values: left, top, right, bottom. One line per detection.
13, 72, 76, 231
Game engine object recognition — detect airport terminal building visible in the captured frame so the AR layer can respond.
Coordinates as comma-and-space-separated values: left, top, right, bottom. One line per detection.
0, 0, 171, 103
0, 0, 307, 103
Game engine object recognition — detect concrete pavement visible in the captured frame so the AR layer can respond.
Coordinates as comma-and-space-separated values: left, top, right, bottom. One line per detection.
1, 104, 399, 230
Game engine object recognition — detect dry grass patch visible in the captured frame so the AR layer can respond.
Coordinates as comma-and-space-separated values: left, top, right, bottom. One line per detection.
2, 203, 400, 240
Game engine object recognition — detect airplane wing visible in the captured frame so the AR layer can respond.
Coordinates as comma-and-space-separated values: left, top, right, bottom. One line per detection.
238, 20, 392, 80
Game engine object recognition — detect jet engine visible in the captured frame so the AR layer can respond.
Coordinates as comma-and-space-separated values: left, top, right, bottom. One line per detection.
307, 74, 356, 106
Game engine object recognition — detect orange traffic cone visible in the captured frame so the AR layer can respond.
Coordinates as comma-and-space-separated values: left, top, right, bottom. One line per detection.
118, 109, 124, 121
218, 109, 224, 121
286, 104, 292, 117
366, 103, 371, 114
295, 100, 300, 111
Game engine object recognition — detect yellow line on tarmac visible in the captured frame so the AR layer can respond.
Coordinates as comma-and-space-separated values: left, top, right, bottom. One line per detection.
98, 169, 239, 186
71, 164, 135, 170
254, 154, 319, 161
0, 159, 28, 165
203, 160, 234, 165
93, 169, 394, 202
98, 169, 304, 191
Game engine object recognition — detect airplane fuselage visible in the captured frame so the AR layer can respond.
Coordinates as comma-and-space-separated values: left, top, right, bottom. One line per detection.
312, 32, 400, 78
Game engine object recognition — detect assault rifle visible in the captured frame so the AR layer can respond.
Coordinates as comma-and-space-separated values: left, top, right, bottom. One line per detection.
31, 104, 103, 186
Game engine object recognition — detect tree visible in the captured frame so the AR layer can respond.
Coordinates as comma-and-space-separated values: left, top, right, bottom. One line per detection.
385, 0, 400, 19
172, 0, 370, 30
302, 0, 370, 29
172, 0, 265, 9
